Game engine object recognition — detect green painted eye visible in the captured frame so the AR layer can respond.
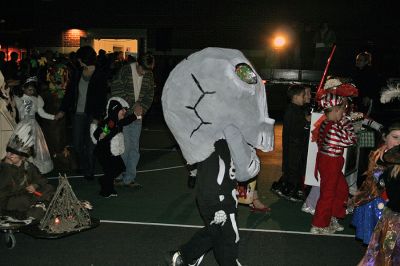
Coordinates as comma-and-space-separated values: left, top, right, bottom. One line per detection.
235, 63, 257, 84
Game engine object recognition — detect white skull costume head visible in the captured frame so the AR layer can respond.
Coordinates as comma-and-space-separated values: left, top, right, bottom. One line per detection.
162, 48, 274, 181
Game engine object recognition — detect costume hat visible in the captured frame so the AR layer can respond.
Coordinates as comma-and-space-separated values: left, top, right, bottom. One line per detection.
105, 97, 130, 120
6, 123, 34, 157
319, 92, 344, 110
316, 77, 358, 100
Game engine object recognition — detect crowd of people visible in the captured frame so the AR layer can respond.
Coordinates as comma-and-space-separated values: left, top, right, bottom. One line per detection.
268, 62, 399, 264
0, 45, 399, 265
0, 47, 155, 200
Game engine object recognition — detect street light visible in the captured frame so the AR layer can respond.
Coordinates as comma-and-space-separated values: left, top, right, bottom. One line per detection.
273, 35, 286, 49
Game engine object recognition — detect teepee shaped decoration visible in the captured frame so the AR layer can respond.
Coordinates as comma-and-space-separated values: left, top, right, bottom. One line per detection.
39, 174, 91, 234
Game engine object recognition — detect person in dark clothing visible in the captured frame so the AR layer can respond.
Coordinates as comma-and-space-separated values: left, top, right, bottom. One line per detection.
351, 52, 384, 118
351, 52, 385, 190
172, 139, 240, 266
313, 22, 336, 70
300, 22, 315, 70
271, 84, 309, 202
55, 46, 108, 180
3, 52, 20, 81
92, 97, 140, 198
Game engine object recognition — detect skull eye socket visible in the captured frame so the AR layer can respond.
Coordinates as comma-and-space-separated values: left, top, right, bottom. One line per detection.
235, 63, 257, 84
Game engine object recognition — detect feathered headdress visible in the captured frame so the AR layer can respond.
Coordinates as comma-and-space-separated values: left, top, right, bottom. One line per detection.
6, 123, 34, 157
380, 82, 400, 104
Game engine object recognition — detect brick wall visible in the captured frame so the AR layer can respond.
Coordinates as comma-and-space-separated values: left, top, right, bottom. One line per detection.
62, 29, 87, 47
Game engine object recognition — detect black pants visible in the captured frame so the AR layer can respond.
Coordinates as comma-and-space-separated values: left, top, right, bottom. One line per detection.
281, 143, 306, 189
97, 153, 125, 195
180, 139, 239, 265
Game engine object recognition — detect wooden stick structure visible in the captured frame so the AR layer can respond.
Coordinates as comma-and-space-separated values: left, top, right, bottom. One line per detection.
39, 174, 91, 234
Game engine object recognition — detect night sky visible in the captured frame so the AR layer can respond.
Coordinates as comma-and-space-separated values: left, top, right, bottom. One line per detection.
1, 0, 399, 34
1, 0, 399, 74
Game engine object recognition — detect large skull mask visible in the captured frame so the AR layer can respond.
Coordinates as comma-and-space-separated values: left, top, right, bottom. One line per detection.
162, 47, 275, 166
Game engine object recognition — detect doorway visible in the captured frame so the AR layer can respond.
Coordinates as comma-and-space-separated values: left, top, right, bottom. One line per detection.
93, 39, 138, 59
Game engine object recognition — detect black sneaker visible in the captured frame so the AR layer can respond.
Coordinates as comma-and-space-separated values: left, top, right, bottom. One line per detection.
282, 189, 304, 202
99, 191, 118, 198
166, 250, 184, 266
270, 181, 283, 196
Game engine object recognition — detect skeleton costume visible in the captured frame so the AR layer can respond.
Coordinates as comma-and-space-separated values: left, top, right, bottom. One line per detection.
162, 48, 274, 265
14, 77, 54, 174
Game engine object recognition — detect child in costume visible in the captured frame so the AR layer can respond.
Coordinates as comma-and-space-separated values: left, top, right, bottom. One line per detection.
358, 143, 400, 265
303, 78, 360, 215
14, 77, 55, 174
91, 97, 140, 198
0, 123, 54, 220
271, 84, 309, 202
351, 120, 400, 244
311, 93, 357, 234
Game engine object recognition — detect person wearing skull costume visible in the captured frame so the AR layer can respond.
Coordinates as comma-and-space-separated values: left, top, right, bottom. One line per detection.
162, 48, 275, 265
91, 97, 140, 198
0, 124, 54, 220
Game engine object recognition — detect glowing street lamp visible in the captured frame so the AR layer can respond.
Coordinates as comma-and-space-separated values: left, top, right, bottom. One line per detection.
273, 35, 286, 49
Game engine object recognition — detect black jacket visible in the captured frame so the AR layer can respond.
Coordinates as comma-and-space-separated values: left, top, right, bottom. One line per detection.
60, 66, 108, 119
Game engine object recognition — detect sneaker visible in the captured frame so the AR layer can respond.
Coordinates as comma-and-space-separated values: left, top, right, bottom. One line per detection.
310, 226, 335, 235
270, 181, 283, 196
281, 189, 303, 202
301, 203, 315, 215
114, 180, 142, 188
114, 179, 124, 185
166, 250, 185, 266
99, 191, 118, 198
330, 217, 344, 232
125, 181, 142, 188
